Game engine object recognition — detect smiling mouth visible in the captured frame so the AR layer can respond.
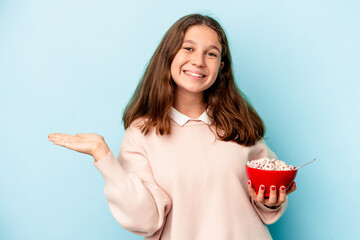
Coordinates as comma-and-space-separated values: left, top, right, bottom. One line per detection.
183, 70, 206, 78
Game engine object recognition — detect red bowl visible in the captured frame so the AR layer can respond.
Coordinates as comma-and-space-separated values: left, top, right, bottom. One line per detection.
245, 165, 297, 197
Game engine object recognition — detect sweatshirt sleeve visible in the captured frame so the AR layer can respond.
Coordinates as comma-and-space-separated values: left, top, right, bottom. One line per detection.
248, 140, 288, 225
93, 126, 172, 236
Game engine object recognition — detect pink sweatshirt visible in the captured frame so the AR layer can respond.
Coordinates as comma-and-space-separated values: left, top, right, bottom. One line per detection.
94, 109, 287, 240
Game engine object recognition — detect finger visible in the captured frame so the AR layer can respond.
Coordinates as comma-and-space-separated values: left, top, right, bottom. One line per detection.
50, 135, 78, 149
50, 133, 78, 142
53, 138, 84, 152
286, 182, 297, 195
52, 138, 71, 148
277, 186, 287, 204
48, 133, 72, 142
75, 133, 87, 137
48, 133, 61, 138
50, 137, 70, 145
48, 133, 60, 141
247, 180, 257, 200
266, 185, 277, 206
48, 133, 73, 138
256, 185, 266, 203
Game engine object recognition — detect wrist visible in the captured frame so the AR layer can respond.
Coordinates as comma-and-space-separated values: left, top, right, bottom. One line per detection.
92, 142, 110, 162
263, 203, 281, 209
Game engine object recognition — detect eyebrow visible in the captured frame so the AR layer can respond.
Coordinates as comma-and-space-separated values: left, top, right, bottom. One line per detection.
183, 40, 222, 53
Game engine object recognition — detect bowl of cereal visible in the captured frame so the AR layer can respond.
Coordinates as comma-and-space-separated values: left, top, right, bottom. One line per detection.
245, 158, 297, 197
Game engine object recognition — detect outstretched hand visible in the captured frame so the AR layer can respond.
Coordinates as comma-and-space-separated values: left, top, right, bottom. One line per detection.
247, 180, 296, 208
48, 133, 110, 161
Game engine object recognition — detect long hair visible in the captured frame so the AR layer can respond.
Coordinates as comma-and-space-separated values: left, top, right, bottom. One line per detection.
123, 14, 265, 146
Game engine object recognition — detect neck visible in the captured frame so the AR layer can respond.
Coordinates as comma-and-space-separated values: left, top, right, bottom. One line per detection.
173, 90, 206, 119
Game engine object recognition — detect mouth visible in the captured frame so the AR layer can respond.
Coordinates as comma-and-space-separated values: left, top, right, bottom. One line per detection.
183, 70, 206, 79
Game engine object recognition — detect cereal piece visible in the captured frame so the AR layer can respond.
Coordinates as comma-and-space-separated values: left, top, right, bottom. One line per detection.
264, 162, 275, 170
247, 158, 295, 171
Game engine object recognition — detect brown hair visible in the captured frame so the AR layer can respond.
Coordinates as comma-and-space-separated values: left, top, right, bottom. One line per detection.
123, 13, 265, 146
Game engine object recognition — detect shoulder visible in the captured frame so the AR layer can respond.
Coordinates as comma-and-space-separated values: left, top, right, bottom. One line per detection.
120, 118, 149, 152
124, 117, 156, 141
248, 139, 277, 160
127, 117, 146, 129
126, 117, 150, 133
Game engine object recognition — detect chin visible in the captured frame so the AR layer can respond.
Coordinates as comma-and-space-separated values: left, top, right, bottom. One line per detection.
184, 86, 207, 94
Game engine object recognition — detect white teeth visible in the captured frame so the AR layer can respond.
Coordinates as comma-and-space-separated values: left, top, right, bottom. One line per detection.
184, 71, 204, 78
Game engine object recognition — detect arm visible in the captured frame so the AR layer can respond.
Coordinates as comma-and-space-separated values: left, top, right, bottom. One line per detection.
93, 127, 172, 236
249, 188, 289, 225
247, 140, 296, 225
48, 129, 172, 236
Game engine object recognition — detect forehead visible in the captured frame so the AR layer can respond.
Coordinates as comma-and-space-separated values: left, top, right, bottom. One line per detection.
183, 25, 222, 50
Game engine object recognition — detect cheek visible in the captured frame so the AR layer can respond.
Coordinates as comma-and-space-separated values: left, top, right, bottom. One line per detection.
171, 54, 189, 79
211, 62, 221, 77
170, 62, 178, 80
170, 56, 181, 74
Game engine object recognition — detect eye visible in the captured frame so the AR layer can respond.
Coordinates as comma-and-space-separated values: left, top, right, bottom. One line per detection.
207, 52, 218, 57
183, 47, 193, 52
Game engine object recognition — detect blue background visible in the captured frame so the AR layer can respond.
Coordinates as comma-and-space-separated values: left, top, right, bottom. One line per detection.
1, 0, 359, 239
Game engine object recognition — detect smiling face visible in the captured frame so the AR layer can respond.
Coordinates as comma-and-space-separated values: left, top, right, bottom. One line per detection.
170, 25, 224, 100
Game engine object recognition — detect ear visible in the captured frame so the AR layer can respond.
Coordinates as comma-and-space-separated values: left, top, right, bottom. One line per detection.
220, 62, 224, 70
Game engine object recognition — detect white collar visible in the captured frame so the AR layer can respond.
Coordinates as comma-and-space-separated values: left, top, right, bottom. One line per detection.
169, 106, 211, 126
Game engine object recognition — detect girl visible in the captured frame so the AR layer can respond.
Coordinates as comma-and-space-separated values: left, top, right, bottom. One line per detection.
48, 14, 296, 240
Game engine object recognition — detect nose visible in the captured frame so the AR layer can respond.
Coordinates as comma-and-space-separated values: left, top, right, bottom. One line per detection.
190, 52, 205, 67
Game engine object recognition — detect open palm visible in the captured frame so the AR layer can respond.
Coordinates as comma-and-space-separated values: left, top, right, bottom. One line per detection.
48, 133, 110, 161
